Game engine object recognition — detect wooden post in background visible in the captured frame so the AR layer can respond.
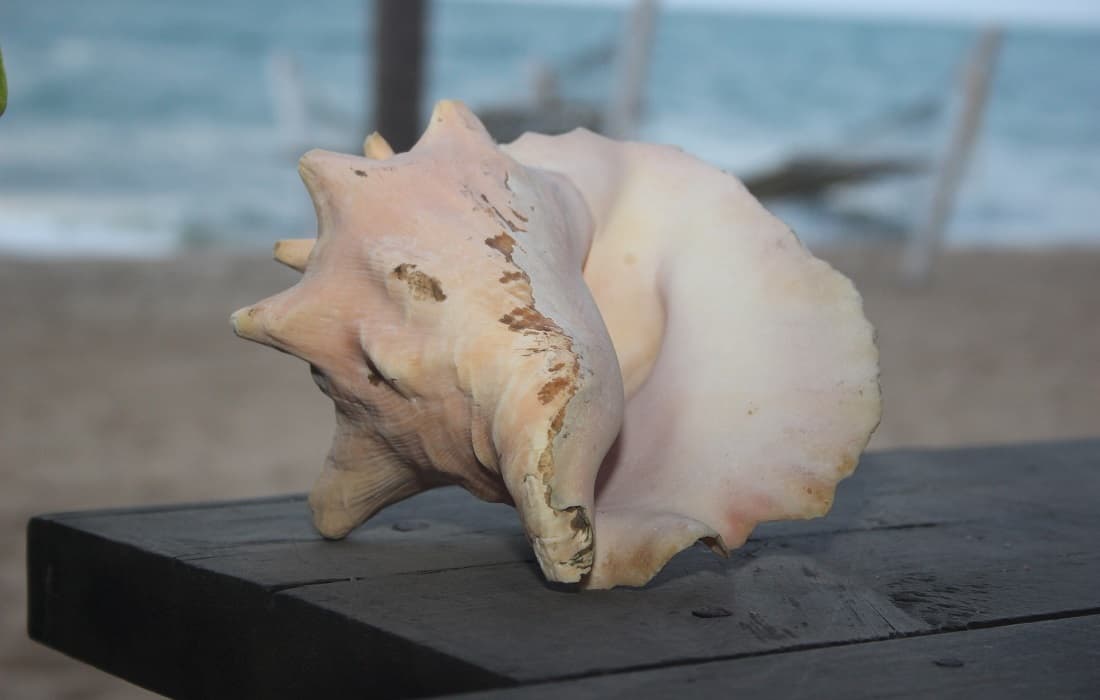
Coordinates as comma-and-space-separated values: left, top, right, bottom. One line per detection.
901, 28, 1002, 286
371, 0, 428, 153
0, 46, 8, 117
605, 0, 658, 140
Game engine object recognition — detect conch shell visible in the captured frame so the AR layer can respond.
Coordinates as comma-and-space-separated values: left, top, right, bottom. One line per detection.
232, 100, 880, 589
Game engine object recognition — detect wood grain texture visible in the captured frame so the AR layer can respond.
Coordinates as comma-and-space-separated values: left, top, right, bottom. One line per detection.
26, 440, 1100, 698
284, 552, 928, 683
452, 615, 1100, 700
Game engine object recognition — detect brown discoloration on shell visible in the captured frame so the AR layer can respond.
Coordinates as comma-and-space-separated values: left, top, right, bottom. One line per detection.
562, 505, 594, 567
519, 290, 587, 572
791, 476, 836, 517
493, 206, 527, 233
353, 169, 368, 177
810, 487, 834, 513
477, 192, 528, 233
565, 542, 594, 568
362, 354, 400, 394
569, 507, 591, 534
549, 402, 568, 434
499, 305, 563, 334
485, 232, 516, 263
836, 452, 858, 477
600, 541, 665, 587
533, 357, 579, 483
701, 535, 729, 558
391, 264, 446, 302
534, 384, 592, 574
499, 270, 529, 284
538, 376, 573, 405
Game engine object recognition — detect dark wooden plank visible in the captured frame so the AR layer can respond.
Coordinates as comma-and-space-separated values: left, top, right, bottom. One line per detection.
758, 437, 1100, 538
35, 439, 1100, 590
763, 515, 1100, 629
26, 489, 524, 699
27, 439, 1100, 698
36, 489, 526, 588
283, 552, 927, 683
26, 514, 513, 700
452, 615, 1100, 700
280, 511, 1099, 684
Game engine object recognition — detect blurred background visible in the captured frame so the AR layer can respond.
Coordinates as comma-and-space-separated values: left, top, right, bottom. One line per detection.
1, 0, 1097, 697
2, 0, 1099, 252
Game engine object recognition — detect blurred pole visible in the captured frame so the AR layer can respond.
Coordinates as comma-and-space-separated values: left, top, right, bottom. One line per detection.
901, 28, 1002, 286
1, 46, 7, 117
605, 0, 658, 139
371, 0, 427, 152
267, 51, 308, 151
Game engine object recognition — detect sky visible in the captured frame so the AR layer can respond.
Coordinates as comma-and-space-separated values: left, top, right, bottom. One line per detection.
485, 0, 1100, 28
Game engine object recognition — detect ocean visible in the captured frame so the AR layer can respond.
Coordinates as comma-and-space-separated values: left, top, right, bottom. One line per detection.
1, 0, 1098, 256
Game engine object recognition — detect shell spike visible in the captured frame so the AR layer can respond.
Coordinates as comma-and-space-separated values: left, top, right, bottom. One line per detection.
413, 99, 495, 152
273, 238, 315, 272
229, 287, 335, 365
363, 131, 395, 159
309, 428, 426, 539
297, 148, 370, 233
229, 303, 268, 343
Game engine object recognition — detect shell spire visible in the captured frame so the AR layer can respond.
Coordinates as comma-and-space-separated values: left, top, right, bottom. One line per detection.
232, 100, 881, 589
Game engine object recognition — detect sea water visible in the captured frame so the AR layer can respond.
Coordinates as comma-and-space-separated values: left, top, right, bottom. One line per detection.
0, 0, 1097, 256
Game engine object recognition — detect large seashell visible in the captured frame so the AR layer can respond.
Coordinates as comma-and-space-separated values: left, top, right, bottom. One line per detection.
232, 100, 881, 589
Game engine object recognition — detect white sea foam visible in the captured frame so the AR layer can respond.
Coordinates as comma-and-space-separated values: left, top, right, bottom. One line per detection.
0, 0, 1096, 256
0, 196, 183, 258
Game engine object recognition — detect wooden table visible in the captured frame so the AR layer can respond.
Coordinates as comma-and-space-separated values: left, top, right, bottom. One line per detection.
27, 440, 1100, 699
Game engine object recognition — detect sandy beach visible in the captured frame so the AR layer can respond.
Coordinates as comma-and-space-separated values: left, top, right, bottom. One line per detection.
2, 247, 1098, 698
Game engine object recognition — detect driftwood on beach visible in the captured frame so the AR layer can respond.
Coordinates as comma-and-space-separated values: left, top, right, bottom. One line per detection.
743, 155, 924, 200
476, 106, 924, 203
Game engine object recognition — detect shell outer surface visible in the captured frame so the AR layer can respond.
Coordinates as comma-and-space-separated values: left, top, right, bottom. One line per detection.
232, 100, 882, 589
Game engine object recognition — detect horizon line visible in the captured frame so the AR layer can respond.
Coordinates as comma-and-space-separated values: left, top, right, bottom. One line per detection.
442, 0, 1100, 30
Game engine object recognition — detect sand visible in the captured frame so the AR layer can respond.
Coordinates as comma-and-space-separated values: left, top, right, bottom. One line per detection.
2, 247, 1098, 698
